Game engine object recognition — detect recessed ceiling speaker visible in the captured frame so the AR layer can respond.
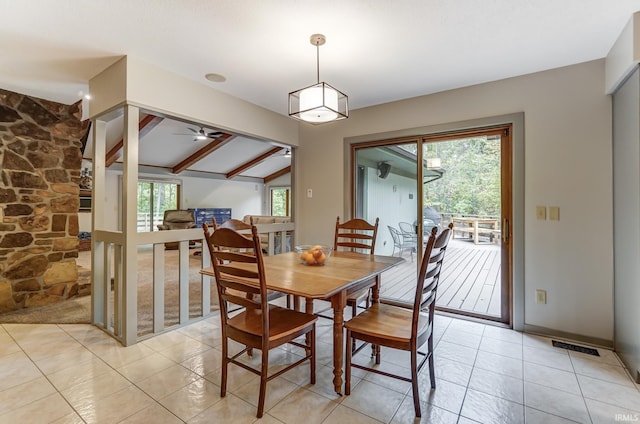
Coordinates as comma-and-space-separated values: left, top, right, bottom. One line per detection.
377, 162, 391, 179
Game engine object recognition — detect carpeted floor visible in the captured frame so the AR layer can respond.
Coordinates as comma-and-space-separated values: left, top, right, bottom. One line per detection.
0, 294, 93, 324
0, 247, 219, 335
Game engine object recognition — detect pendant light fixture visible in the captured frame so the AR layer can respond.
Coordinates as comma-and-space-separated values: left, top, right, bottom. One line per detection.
289, 34, 348, 124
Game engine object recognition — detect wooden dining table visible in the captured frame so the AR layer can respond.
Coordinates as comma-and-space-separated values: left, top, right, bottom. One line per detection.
202, 250, 404, 394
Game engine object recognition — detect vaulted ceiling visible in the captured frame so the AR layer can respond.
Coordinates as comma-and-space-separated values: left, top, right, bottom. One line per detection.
82, 113, 292, 182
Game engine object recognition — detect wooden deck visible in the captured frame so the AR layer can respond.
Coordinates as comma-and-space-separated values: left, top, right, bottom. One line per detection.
379, 238, 502, 318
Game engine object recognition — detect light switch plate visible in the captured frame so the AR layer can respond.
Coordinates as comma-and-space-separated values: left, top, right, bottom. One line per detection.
536, 206, 546, 220
535, 289, 547, 304
549, 206, 560, 221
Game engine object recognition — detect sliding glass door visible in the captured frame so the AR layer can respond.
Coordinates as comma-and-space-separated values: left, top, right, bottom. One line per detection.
354, 140, 421, 270
353, 126, 512, 325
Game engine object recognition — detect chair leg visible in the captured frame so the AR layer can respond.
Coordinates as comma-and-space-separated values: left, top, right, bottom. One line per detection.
351, 302, 357, 353
345, 329, 352, 395
411, 348, 421, 417
362, 291, 377, 358
428, 335, 436, 389
221, 339, 228, 398
257, 350, 269, 418
310, 324, 316, 385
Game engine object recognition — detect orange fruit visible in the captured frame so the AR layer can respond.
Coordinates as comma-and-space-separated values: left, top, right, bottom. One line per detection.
316, 252, 326, 264
305, 254, 317, 265
312, 248, 324, 259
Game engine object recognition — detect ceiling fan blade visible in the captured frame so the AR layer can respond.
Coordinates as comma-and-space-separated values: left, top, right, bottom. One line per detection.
180, 127, 223, 141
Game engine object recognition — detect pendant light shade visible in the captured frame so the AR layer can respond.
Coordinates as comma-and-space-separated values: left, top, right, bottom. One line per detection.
289, 34, 348, 124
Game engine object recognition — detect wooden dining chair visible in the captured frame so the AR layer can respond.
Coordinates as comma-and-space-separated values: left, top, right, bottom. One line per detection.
211, 217, 290, 304
202, 223, 317, 418
344, 223, 453, 417
334, 216, 380, 319
212, 217, 252, 231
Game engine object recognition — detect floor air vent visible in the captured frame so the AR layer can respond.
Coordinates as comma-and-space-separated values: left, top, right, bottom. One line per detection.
552, 340, 599, 356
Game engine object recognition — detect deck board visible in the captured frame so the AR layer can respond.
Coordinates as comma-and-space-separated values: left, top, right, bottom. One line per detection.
379, 239, 501, 318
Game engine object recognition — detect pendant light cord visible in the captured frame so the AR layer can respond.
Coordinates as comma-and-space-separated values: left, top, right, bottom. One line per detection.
316, 42, 320, 84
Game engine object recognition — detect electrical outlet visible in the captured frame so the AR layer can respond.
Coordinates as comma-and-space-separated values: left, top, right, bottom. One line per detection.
306, 189, 312, 198
536, 206, 546, 220
535, 289, 547, 304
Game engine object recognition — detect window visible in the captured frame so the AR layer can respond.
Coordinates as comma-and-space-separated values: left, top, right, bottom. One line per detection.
137, 180, 179, 232
270, 187, 290, 216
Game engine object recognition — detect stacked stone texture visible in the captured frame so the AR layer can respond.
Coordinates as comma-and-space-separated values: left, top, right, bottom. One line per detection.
0, 89, 89, 313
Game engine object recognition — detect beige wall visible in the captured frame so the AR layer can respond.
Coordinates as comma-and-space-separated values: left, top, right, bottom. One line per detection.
296, 59, 613, 342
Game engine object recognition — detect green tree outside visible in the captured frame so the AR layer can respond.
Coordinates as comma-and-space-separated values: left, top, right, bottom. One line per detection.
424, 136, 501, 217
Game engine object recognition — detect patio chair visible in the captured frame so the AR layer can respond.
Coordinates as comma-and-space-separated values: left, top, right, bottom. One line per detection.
398, 221, 419, 245
202, 223, 317, 418
344, 224, 453, 417
388, 225, 416, 261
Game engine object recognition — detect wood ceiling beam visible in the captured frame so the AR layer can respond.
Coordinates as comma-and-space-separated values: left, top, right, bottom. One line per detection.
263, 166, 291, 184
226, 146, 284, 179
171, 133, 235, 174
105, 114, 164, 167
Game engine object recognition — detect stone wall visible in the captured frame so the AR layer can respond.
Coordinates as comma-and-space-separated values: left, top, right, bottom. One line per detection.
0, 89, 89, 313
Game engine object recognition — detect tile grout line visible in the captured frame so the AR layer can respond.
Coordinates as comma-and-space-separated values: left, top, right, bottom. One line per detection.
4, 323, 88, 422
54, 323, 193, 423
455, 322, 484, 422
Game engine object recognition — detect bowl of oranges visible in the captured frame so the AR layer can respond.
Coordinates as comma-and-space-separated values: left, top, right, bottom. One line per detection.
295, 245, 333, 266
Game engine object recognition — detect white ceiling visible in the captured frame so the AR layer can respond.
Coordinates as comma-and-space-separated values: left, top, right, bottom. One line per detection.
3, 0, 640, 179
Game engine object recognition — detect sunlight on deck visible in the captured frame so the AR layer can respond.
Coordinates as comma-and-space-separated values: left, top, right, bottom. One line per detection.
379, 238, 501, 318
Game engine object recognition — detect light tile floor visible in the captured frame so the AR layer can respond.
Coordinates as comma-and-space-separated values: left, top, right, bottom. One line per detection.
1, 314, 639, 423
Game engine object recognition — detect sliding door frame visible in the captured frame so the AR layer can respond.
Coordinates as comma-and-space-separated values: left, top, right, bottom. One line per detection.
421, 125, 513, 325
348, 123, 515, 326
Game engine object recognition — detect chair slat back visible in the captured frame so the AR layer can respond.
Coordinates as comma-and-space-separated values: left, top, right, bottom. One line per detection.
213, 217, 252, 231
203, 223, 269, 334
413, 223, 453, 332
334, 217, 379, 254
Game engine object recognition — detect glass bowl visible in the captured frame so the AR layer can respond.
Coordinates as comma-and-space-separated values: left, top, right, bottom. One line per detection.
295, 245, 333, 266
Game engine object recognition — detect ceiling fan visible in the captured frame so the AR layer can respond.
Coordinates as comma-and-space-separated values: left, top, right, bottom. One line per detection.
178, 127, 224, 142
